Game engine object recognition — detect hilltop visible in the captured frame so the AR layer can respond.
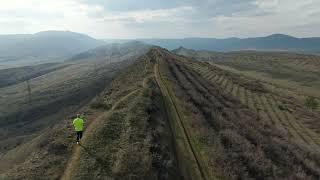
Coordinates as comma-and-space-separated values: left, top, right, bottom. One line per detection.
0, 31, 105, 58
0, 31, 105, 68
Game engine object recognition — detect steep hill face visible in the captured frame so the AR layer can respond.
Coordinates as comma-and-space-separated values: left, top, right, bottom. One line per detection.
1, 47, 320, 179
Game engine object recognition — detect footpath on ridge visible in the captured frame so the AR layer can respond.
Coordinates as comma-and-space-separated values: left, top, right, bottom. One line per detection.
154, 59, 215, 180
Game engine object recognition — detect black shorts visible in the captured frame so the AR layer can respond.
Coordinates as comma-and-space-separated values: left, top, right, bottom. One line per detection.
76, 131, 83, 141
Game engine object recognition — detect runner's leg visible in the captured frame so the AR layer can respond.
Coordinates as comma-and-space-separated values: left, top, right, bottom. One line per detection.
79, 131, 83, 140
76, 131, 80, 142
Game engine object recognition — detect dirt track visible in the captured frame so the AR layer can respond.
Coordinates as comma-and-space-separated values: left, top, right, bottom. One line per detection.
154, 60, 215, 180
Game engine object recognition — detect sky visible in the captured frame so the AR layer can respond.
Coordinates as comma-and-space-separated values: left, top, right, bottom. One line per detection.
0, 0, 320, 39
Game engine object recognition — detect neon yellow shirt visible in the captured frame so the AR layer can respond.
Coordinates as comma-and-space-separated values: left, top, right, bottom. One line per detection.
73, 118, 84, 131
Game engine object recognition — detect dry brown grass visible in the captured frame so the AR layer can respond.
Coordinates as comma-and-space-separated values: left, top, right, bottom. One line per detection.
155, 49, 320, 179
64, 55, 179, 180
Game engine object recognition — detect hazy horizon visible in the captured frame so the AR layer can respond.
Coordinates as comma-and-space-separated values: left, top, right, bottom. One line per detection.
1, 30, 320, 40
1, 0, 320, 39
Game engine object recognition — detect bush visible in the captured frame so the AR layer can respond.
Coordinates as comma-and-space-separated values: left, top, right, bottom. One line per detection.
90, 98, 111, 110
305, 96, 319, 110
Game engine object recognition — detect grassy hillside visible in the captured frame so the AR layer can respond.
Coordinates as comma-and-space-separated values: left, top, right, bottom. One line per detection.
1, 47, 320, 179
63, 48, 320, 179
62, 54, 179, 179
0, 60, 132, 177
174, 47, 320, 99
0, 44, 150, 179
0, 63, 68, 88
156, 48, 320, 179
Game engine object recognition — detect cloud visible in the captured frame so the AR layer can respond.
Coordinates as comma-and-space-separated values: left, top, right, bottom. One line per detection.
0, 0, 103, 14
0, 0, 196, 38
101, 6, 194, 23
0, 0, 104, 34
206, 0, 320, 37
0, 0, 319, 38
253, 0, 279, 10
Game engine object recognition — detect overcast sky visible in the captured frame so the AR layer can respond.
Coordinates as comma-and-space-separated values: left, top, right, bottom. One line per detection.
1, 0, 320, 39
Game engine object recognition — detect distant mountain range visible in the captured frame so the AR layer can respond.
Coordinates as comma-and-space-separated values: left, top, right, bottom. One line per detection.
138, 34, 320, 53
0, 31, 105, 59
1, 31, 320, 68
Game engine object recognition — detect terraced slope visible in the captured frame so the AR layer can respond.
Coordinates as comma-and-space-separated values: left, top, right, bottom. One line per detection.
152, 48, 320, 179
155, 62, 215, 180
185, 61, 320, 149
174, 48, 320, 99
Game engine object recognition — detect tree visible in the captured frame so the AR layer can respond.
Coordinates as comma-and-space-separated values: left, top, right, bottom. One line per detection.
305, 96, 319, 111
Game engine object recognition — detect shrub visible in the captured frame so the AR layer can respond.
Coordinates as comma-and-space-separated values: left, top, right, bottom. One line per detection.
90, 98, 111, 110
305, 96, 319, 111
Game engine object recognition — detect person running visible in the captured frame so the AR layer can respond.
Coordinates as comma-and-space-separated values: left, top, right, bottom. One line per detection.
73, 114, 85, 145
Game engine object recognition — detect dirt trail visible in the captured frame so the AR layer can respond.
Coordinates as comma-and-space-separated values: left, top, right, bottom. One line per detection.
154, 61, 214, 180
62, 59, 151, 180
62, 57, 213, 180
61, 88, 141, 180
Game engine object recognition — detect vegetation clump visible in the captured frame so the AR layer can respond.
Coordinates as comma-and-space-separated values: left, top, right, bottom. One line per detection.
90, 97, 111, 110
305, 96, 319, 110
